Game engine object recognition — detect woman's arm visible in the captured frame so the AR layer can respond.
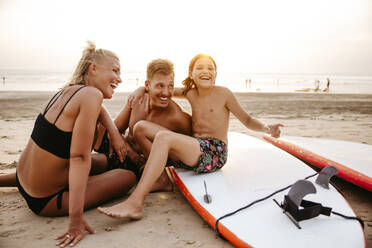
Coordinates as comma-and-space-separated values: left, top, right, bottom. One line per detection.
225, 87, 283, 137
62, 88, 102, 246
98, 106, 127, 161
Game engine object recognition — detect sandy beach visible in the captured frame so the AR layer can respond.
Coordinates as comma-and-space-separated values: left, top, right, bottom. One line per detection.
1, 91, 371, 248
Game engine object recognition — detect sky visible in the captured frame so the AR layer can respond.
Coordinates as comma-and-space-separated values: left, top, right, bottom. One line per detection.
0, 0, 371, 75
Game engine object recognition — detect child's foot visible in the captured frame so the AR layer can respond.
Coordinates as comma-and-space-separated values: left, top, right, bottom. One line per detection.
97, 200, 143, 220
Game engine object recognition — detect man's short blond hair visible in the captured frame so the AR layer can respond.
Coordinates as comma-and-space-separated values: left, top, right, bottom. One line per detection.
146, 59, 174, 81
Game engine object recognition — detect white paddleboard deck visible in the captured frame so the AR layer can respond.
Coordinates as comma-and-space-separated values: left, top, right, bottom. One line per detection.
264, 135, 372, 191
171, 132, 365, 248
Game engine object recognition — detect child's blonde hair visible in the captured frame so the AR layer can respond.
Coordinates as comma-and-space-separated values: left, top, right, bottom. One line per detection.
146, 59, 174, 81
182, 53, 217, 95
65, 41, 119, 88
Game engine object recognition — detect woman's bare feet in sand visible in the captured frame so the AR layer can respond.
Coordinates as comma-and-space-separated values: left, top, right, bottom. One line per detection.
97, 199, 143, 220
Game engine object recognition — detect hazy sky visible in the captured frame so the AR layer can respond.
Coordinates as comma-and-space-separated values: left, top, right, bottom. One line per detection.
0, 0, 371, 75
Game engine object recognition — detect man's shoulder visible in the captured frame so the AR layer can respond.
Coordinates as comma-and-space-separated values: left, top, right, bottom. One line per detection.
168, 100, 185, 113
168, 101, 190, 119
167, 101, 191, 134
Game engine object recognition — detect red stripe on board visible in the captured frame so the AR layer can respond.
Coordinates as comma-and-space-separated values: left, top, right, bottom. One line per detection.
170, 167, 252, 248
264, 135, 372, 192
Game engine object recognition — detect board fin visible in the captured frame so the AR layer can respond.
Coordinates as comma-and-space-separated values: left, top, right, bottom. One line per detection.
315, 166, 338, 189
203, 180, 212, 204
288, 180, 316, 207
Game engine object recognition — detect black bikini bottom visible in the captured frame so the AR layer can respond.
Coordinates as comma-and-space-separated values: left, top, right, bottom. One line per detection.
16, 172, 68, 215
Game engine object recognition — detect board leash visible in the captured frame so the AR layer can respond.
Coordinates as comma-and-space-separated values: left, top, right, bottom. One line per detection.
214, 169, 364, 239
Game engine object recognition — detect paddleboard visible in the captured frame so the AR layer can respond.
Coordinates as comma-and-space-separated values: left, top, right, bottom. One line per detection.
170, 132, 365, 248
264, 135, 372, 192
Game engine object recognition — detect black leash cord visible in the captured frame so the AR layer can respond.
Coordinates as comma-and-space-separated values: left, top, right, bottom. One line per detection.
214, 172, 364, 239
332, 211, 364, 228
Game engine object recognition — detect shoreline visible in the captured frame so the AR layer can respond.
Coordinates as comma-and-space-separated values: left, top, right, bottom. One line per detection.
2, 89, 372, 96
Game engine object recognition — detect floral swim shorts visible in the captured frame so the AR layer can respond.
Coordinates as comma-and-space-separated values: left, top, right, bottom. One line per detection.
168, 138, 228, 174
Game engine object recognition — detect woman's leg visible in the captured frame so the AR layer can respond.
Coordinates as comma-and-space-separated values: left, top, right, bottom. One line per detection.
39, 169, 136, 217
0, 172, 17, 187
98, 130, 202, 219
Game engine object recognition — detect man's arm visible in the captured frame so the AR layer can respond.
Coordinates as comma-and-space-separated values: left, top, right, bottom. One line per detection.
170, 102, 192, 135
114, 98, 132, 134
173, 87, 187, 99
174, 111, 192, 135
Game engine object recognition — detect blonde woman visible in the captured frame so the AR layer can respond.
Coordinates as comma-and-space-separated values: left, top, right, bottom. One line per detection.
11, 42, 136, 247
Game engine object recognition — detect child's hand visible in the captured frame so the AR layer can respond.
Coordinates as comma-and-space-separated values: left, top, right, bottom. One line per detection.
265, 123, 284, 138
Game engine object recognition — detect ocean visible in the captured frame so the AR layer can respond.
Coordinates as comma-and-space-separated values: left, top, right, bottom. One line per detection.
1, 69, 372, 94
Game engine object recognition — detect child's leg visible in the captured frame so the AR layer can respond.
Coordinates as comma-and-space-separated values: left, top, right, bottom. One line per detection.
98, 130, 202, 219
134, 120, 175, 192
133, 120, 169, 158
39, 169, 137, 217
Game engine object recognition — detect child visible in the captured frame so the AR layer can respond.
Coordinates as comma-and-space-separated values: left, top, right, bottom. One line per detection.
98, 53, 283, 219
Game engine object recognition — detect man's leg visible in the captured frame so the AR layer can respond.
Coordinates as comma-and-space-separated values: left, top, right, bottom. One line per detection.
98, 130, 202, 219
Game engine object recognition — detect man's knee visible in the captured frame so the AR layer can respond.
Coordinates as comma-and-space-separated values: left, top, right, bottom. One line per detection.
133, 120, 147, 139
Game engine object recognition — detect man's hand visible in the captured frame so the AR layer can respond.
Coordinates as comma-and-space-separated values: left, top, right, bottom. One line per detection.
127, 87, 146, 108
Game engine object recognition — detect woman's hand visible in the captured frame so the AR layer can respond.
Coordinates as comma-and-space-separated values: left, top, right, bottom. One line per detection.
265, 123, 284, 138
108, 131, 128, 163
56, 216, 95, 247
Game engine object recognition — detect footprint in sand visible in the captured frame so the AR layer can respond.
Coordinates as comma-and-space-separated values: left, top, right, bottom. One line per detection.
6, 150, 22, 155
0, 228, 26, 237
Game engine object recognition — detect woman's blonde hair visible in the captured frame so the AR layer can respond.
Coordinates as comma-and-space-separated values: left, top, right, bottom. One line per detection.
65, 41, 119, 88
182, 53, 217, 95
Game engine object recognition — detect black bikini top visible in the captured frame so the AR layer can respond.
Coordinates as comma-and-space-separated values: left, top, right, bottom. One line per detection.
31, 86, 86, 159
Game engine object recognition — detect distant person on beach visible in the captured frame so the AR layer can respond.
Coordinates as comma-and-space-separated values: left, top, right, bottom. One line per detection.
92, 58, 191, 192
98, 53, 284, 219
2, 76, 5, 85
323, 78, 330, 92
245, 78, 251, 89
0, 42, 136, 247
314, 79, 320, 92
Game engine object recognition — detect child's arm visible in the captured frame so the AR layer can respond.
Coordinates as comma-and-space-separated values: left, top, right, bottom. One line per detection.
224, 88, 283, 137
